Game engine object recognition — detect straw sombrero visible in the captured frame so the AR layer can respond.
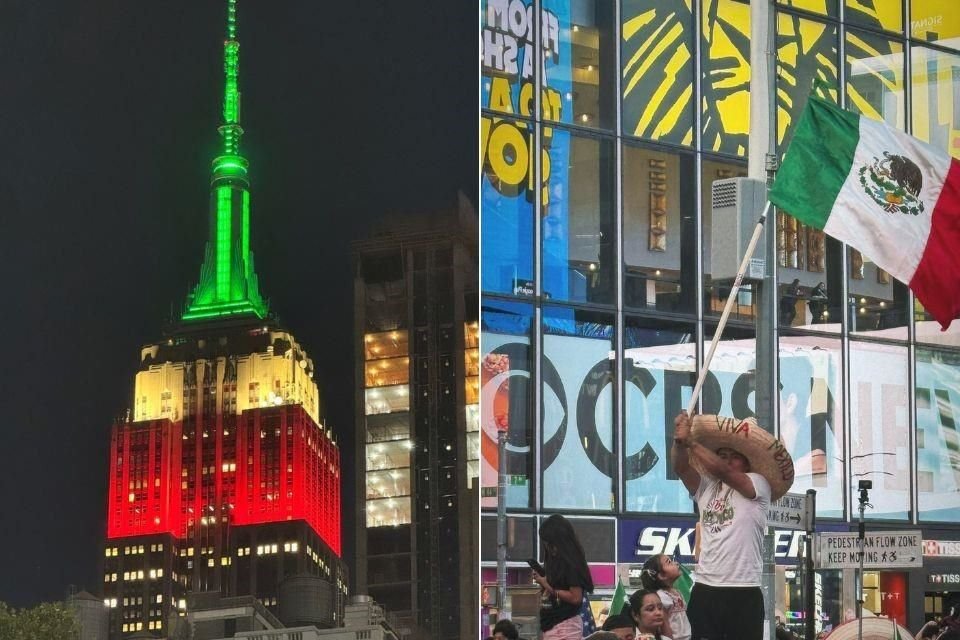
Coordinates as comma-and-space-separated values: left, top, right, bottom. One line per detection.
825, 617, 912, 640
689, 415, 795, 500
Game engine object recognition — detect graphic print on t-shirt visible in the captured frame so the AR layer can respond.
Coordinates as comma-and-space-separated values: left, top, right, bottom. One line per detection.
701, 482, 735, 534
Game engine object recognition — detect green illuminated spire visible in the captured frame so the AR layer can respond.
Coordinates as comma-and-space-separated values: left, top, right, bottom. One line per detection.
183, 0, 268, 322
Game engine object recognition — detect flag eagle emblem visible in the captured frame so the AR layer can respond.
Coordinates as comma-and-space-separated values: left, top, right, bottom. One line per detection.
857, 151, 924, 216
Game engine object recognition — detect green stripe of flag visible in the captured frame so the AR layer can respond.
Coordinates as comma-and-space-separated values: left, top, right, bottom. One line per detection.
769, 96, 862, 229
609, 578, 627, 616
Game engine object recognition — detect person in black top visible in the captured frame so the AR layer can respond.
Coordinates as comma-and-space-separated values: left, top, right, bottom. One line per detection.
531, 514, 594, 639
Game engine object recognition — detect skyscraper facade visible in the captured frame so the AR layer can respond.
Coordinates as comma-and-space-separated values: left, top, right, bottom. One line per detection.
101, 2, 344, 637
481, 0, 960, 634
352, 198, 479, 640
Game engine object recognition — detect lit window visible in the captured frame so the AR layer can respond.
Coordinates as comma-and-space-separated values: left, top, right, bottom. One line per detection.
187, 548, 194, 557
122, 624, 128, 632
138, 545, 145, 554
104, 549, 111, 558
104, 574, 110, 582
256, 545, 264, 556
178, 599, 186, 610
124, 546, 130, 555
157, 569, 163, 578
123, 572, 129, 581
271, 543, 278, 554
156, 595, 163, 604
136, 622, 143, 631
137, 570, 144, 579
290, 541, 298, 553
157, 543, 163, 552
149, 569, 157, 579
207, 558, 215, 567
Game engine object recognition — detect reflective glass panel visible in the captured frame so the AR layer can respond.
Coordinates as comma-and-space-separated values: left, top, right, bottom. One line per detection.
779, 334, 844, 518
542, 306, 615, 510
776, 13, 839, 153
481, 115, 536, 295
620, 0, 695, 145
845, 0, 903, 33
702, 158, 752, 322
480, 298, 535, 509
845, 29, 904, 129
543, 0, 616, 129
849, 340, 910, 520
481, 0, 535, 118
910, 0, 960, 46
623, 316, 697, 514
776, 0, 838, 18
623, 144, 697, 313
701, 0, 751, 156
542, 129, 615, 304
911, 46, 960, 160
917, 347, 960, 522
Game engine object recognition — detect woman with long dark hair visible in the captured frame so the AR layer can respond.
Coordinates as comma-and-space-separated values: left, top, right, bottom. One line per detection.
628, 588, 672, 640
531, 514, 594, 640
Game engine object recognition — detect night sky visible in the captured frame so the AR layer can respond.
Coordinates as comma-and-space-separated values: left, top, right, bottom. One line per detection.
0, 1, 474, 607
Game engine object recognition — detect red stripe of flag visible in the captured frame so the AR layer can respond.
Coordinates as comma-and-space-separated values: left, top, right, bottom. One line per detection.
910, 157, 960, 330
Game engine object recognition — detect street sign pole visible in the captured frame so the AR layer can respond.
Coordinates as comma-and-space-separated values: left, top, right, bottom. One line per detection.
804, 489, 817, 640
497, 428, 508, 615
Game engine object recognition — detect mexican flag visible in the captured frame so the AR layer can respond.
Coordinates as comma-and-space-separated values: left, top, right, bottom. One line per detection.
768, 94, 960, 330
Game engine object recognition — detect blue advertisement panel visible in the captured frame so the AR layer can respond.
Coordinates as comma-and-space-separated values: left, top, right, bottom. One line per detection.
481, 0, 572, 296
617, 518, 849, 566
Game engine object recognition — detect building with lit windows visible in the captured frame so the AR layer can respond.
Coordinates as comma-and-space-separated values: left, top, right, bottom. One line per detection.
481, 0, 960, 635
101, 2, 345, 637
352, 196, 478, 640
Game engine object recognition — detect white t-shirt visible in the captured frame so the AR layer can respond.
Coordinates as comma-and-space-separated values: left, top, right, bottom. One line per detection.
657, 588, 691, 640
693, 471, 771, 587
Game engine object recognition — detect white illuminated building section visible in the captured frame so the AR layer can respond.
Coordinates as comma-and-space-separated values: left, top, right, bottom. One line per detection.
364, 330, 412, 527
465, 322, 480, 489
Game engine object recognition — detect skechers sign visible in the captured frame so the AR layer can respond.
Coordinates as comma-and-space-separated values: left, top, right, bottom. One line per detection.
619, 519, 816, 565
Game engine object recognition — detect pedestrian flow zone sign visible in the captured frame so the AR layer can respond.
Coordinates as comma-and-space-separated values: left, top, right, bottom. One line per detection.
817, 531, 923, 569
767, 492, 808, 530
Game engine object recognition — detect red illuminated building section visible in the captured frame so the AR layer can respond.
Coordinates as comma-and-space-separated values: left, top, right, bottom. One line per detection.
107, 404, 340, 555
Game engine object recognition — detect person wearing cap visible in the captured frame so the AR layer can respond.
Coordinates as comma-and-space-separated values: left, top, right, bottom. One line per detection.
671, 410, 772, 640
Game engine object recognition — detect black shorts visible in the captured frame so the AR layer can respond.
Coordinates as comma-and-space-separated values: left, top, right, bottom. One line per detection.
687, 582, 764, 640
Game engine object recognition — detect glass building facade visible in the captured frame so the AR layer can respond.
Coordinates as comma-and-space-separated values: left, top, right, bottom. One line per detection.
480, 0, 960, 634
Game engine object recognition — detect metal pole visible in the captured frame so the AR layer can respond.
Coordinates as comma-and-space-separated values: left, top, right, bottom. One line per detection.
496, 429, 508, 615
804, 490, 817, 640
856, 483, 871, 640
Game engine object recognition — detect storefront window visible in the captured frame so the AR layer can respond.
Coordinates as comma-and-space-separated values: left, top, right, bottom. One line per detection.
543, 0, 615, 130
542, 130, 615, 304
623, 144, 696, 313
917, 347, 960, 522
480, 299, 535, 509
780, 335, 844, 518
620, 0, 695, 146
701, 0, 751, 156
849, 340, 910, 520
622, 316, 696, 513
542, 306, 615, 510
481, 115, 536, 296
